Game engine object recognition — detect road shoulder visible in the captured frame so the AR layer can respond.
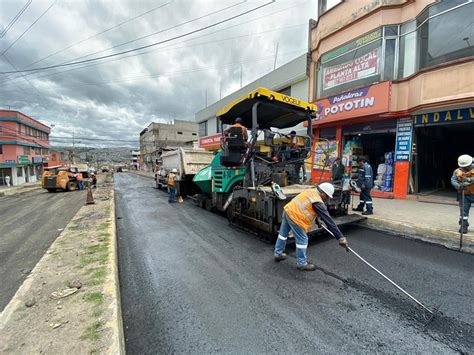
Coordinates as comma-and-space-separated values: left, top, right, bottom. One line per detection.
0, 175, 125, 354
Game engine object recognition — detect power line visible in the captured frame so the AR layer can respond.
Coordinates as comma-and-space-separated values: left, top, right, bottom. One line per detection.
0, 0, 57, 57
0, 2, 303, 86
14, 1, 173, 71
0, 48, 306, 93
0, 0, 275, 75
0, 0, 32, 38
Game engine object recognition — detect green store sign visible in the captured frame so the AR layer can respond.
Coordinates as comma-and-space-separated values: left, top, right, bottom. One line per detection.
321, 28, 382, 64
17, 155, 30, 164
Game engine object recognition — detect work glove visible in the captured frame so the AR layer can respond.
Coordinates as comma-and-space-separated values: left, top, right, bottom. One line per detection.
338, 236, 348, 249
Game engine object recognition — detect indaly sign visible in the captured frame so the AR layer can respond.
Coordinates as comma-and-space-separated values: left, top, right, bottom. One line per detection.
312, 82, 391, 124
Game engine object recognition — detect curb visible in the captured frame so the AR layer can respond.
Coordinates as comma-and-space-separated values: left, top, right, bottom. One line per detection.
361, 216, 474, 254
0, 184, 42, 197
0, 184, 126, 354
105, 189, 126, 354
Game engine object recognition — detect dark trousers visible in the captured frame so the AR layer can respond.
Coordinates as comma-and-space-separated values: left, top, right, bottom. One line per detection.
358, 187, 373, 212
168, 186, 176, 203
459, 194, 473, 228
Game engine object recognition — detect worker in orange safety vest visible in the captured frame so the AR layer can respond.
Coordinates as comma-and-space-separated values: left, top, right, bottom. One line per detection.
167, 168, 178, 203
274, 182, 348, 271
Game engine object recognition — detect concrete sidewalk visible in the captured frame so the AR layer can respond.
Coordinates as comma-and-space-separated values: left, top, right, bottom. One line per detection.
0, 181, 41, 196
359, 197, 473, 253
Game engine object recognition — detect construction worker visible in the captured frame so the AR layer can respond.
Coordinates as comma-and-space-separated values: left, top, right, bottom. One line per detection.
274, 182, 348, 271
167, 168, 178, 203
224, 117, 248, 141
90, 173, 97, 189
450, 154, 473, 234
353, 157, 374, 215
76, 173, 84, 190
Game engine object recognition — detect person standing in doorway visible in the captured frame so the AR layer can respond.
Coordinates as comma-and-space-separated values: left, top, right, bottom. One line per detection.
332, 157, 345, 182
167, 168, 178, 203
451, 154, 473, 234
353, 157, 374, 215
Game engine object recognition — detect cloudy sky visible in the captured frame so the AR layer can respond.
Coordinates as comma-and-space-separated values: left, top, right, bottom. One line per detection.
0, 0, 325, 148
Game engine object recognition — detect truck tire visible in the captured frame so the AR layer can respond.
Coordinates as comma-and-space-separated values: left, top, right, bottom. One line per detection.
67, 181, 77, 191
46, 188, 56, 193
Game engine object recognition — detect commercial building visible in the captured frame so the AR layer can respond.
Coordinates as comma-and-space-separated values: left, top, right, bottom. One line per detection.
195, 54, 310, 150
139, 120, 198, 170
131, 150, 140, 170
0, 110, 50, 186
309, 0, 473, 199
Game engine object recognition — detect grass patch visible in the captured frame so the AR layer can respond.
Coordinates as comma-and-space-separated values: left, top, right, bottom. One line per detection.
92, 308, 104, 318
84, 292, 104, 305
86, 267, 107, 286
81, 321, 102, 341
98, 222, 110, 230
85, 243, 109, 255
69, 224, 79, 231
80, 253, 108, 267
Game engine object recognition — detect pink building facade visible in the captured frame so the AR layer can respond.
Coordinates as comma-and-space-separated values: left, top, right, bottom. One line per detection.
0, 110, 51, 186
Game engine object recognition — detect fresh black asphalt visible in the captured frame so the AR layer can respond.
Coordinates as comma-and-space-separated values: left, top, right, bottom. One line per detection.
116, 173, 473, 354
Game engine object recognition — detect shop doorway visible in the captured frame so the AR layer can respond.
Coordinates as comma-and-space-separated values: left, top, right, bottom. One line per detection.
413, 122, 474, 197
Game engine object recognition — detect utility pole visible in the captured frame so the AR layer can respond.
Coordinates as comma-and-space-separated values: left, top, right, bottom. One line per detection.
273, 42, 279, 70
72, 130, 75, 164
240, 64, 243, 88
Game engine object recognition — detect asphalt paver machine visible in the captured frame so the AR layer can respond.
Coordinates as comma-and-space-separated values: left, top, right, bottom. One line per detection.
193, 88, 363, 240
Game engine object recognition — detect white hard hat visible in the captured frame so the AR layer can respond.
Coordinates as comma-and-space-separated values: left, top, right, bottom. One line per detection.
318, 182, 335, 198
458, 154, 472, 168
171, 168, 178, 173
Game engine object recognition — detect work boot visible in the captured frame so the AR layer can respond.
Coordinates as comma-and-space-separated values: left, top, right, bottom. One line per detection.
297, 263, 316, 271
459, 226, 468, 234
353, 205, 364, 212
274, 253, 287, 262
362, 211, 373, 215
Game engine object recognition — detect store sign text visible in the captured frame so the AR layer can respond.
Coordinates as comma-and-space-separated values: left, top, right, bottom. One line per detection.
414, 108, 474, 125
323, 48, 379, 90
199, 134, 222, 148
395, 118, 413, 162
312, 82, 390, 124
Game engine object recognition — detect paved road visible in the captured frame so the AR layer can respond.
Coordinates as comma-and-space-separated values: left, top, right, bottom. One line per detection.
0, 188, 86, 311
116, 173, 473, 354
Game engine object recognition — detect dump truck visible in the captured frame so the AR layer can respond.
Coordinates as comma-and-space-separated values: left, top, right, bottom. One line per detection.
193, 87, 365, 240
41, 167, 79, 192
155, 147, 214, 196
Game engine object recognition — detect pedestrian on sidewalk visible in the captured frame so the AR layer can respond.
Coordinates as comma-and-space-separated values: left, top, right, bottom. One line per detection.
273, 183, 348, 271
451, 154, 473, 234
353, 157, 374, 215
167, 168, 178, 203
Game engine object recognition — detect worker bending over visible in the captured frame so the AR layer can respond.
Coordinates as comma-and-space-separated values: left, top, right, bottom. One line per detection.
451, 154, 473, 234
273, 182, 348, 271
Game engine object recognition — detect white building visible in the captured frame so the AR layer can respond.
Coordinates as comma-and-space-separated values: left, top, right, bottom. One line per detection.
195, 54, 310, 150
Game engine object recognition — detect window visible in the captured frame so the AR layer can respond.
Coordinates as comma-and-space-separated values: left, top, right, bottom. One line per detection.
278, 86, 291, 96
35, 147, 41, 155
17, 167, 23, 177
177, 131, 183, 135
192, 133, 197, 136
199, 121, 207, 137
42, 148, 48, 155
0, 145, 2, 154
216, 118, 222, 134
384, 38, 397, 80
23, 146, 30, 155
418, 3, 474, 70
52, 153, 57, 161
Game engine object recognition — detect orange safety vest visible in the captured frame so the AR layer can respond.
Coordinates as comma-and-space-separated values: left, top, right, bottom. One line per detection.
167, 173, 176, 187
76, 173, 83, 181
456, 167, 474, 195
284, 189, 323, 232
230, 123, 248, 141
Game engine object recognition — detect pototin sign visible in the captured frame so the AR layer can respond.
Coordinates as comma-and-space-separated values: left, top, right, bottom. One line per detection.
312, 81, 390, 125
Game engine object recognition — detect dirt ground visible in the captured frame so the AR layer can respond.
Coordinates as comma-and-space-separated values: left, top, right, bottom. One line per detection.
0, 174, 121, 354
